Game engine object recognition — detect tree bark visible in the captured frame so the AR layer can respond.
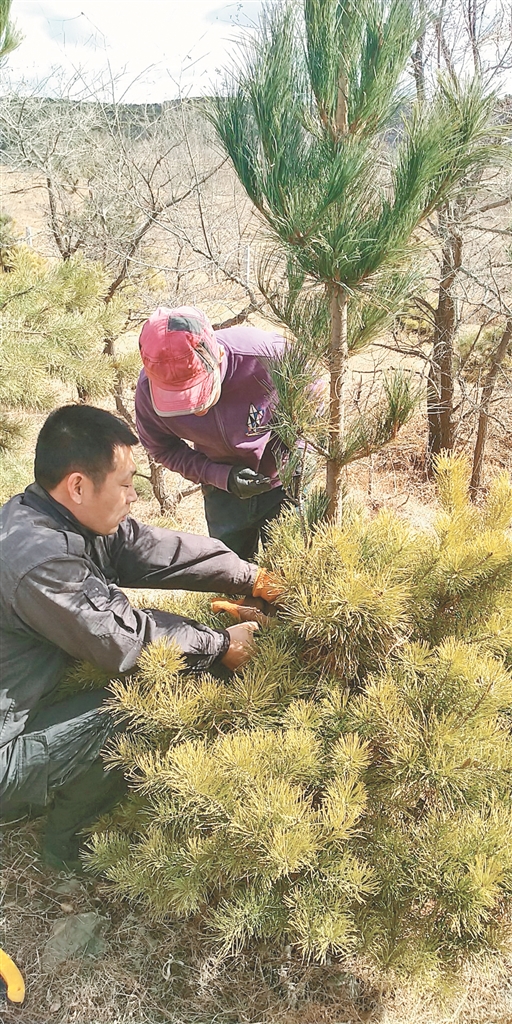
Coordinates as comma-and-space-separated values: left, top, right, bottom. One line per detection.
470, 317, 512, 498
46, 174, 68, 260
146, 454, 175, 515
325, 64, 350, 522
76, 384, 90, 403
326, 286, 348, 522
335, 74, 348, 139
146, 454, 200, 515
428, 206, 463, 466
426, 358, 442, 465
412, 1, 426, 105
467, 0, 482, 76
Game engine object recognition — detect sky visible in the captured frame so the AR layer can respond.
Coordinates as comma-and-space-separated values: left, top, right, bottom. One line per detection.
5, 1, 265, 101
5, 0, 511, 100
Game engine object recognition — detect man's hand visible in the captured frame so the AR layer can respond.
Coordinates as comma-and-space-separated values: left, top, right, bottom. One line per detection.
227, 467, 272, 499
221, 621, 259, 671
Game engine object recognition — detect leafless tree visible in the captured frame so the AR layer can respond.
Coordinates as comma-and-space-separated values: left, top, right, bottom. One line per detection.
0, 71, 266, 511
407, 0, 511, 488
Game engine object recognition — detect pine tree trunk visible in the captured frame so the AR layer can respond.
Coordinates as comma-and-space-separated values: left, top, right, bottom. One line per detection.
325, 66, 350, 524
428, 207, 462, 467
412, 4, 426, 104
326, 287, 348, 522
76, 384, 90, 403
426, 359, 442, 465
46, 174, 69, 260
147, 454, 175, 514
470, 317, 512, 498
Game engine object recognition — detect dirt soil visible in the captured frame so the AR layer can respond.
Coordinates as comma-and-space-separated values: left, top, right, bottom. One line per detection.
2, 819, 512, 1024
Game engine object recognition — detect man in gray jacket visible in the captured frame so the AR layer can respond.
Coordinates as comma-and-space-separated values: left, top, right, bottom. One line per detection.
0, 405, 277, 870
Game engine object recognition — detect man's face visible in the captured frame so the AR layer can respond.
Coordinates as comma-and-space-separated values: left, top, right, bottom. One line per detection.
74, 445, 138, 535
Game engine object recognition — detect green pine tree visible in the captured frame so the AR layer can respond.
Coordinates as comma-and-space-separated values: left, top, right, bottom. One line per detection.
0, 0, 22, 66
0, 247, 139, 500
208, 0, 497, 520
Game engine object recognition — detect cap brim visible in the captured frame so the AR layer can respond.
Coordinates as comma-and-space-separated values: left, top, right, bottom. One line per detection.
148, 368, 218, 418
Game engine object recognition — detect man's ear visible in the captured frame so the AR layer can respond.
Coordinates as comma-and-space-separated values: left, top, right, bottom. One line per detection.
66, 472, 85, 506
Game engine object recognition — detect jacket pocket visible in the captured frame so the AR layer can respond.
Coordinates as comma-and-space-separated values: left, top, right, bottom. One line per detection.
82, 577, 111, 605
82, 577, 135, 634
0, 695, 14, 746
0, 732, 49, 810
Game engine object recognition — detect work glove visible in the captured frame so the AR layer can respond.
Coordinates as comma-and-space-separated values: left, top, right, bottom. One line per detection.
212, 596, 271, 625
211, 570, 285, 623
252, 567, 286, 603
227, 466, 272, 499
220, 622, 259, 671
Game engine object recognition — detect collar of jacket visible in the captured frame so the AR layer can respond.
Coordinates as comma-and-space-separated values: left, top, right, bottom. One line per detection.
21, 483, 119, 582
21, 482, 100, 542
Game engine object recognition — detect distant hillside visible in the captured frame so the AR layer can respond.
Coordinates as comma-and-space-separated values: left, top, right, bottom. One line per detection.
2, 90, 510, 154
0, 94, 211, 151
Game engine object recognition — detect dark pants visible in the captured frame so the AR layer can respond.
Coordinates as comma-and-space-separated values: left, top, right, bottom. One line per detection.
0, 690, 126, 865
203, 484, 289, 560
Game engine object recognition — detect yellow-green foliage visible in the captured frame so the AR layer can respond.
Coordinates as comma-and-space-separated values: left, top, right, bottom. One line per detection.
112, 349, 143, 389
86, 458, 512, 972
261, 454, 512, 671
0, 444, 34, 504
0, 248, 127, 415
262, 506, 416, 678
0, 247, 132, 495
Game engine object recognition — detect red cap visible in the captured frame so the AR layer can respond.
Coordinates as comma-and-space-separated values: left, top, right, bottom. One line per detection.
139, 306, 222, 417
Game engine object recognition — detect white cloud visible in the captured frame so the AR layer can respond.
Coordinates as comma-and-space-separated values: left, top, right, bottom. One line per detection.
6, 1, 264, 100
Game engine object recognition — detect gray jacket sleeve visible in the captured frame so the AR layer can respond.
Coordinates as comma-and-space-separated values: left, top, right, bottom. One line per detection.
13, 557, 231, 676
109, 517, 257, 593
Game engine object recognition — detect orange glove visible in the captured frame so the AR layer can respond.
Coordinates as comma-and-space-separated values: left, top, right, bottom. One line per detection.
252, 568, 286, 603
211, 596, 270, 624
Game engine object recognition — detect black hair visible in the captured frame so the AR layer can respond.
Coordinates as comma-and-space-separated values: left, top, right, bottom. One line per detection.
34, 405, 139, 491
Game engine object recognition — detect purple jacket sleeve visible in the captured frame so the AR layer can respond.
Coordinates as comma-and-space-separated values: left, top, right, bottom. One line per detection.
135, 381, 231, 491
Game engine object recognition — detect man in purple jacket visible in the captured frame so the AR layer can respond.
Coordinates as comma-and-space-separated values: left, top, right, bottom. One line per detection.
135, 306, 290, 559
